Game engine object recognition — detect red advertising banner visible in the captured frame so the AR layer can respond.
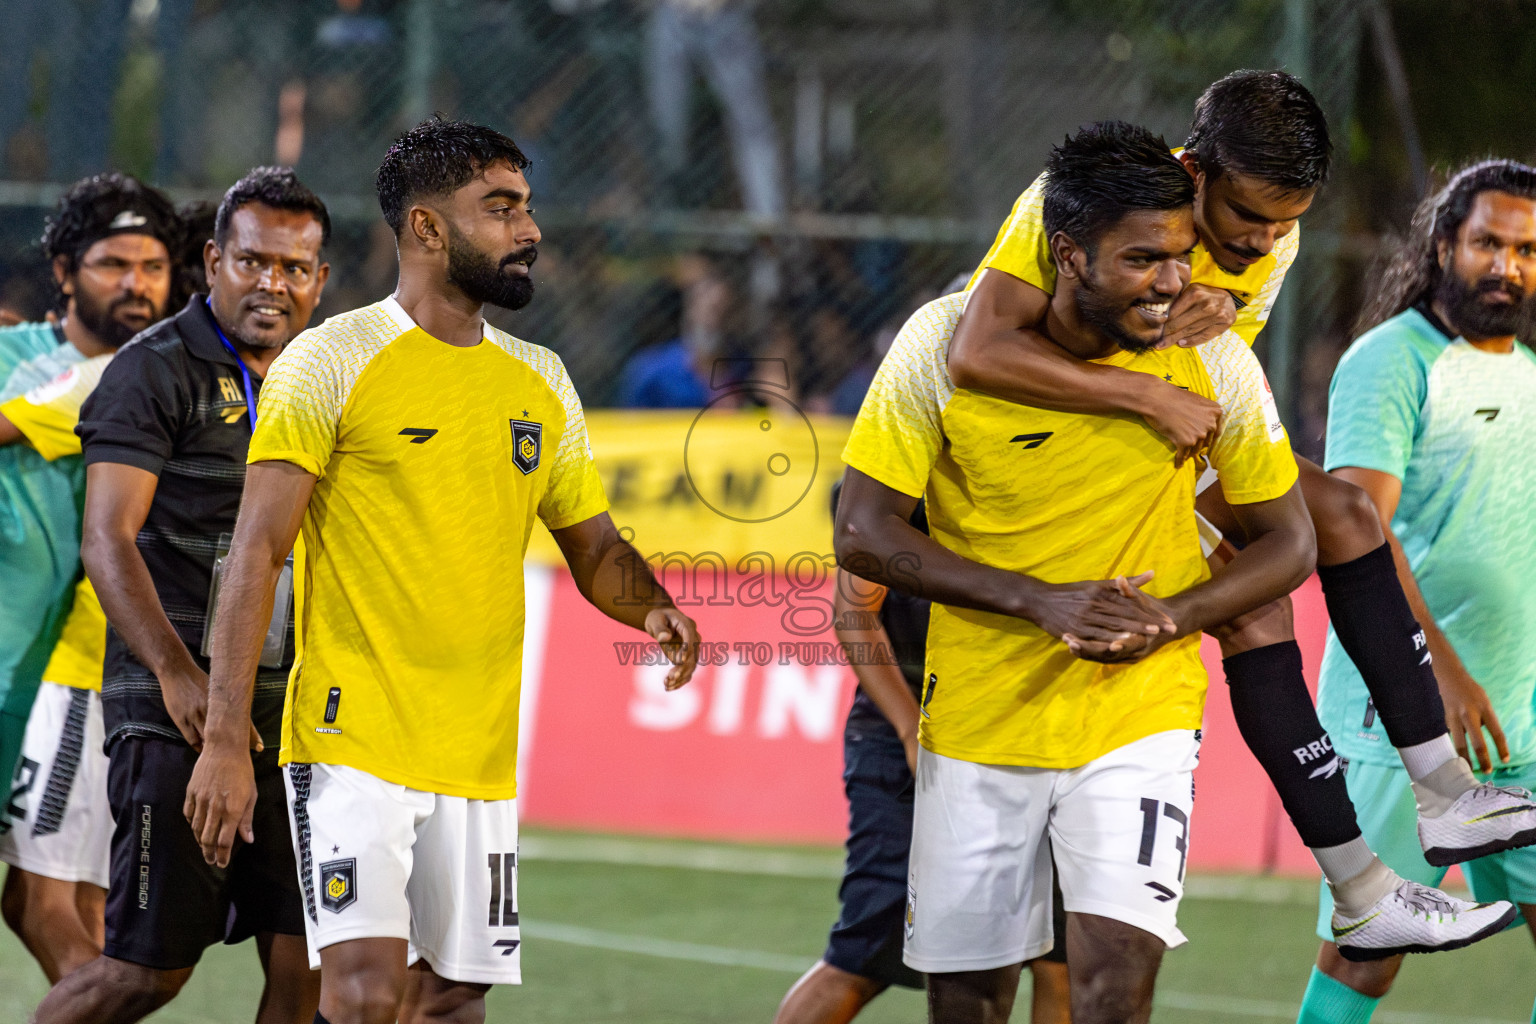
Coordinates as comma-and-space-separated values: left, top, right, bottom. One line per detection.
519, 565, 1330, 875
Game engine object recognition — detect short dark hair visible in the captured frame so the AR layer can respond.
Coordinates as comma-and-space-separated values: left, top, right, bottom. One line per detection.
375, 116, 531, 234
1356, 159, 1536, 333
42, 172, 181, 273
214, 166, 331, 248
1184, 70, 1331, 194
1042, 120, 1195, 260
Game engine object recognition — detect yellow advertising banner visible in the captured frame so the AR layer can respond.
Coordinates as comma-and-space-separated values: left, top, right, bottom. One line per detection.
527, 408, 853, 567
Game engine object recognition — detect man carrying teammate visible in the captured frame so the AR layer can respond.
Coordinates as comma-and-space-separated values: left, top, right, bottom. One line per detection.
836, 121, 1513, 1024
946, 69, 1536, 923
34, 168, 330, 1024
182, 118, 700, 1024
0, 173, 178, 983
1296, 161, 1536, 1023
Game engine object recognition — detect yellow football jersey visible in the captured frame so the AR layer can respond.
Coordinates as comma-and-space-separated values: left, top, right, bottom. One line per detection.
3, 354, 112, 691
842, 292, 1297, 769
250, 298, 609, 799
965, 155, 1296, 346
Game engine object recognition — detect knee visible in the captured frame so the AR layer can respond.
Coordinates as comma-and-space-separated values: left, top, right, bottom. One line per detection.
1071, 969, 1153, 1024
1310, 474, 1383, 563
108, 963, 192, 1014
1213, 595, 1295, 656
325, 970, 406, 1024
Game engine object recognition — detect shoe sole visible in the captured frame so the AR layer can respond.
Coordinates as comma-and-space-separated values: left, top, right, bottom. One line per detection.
1336, 903, 1518, 962
1423, 825, 1536, 867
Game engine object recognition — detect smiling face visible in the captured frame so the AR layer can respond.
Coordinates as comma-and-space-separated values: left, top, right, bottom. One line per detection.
1434, 189, 1536, 340
1059, 207, 1197, 353
59, 233, 172, 349
205, 203, 329, 351
437, 160, 542, 311
1184, 154, 1314, 275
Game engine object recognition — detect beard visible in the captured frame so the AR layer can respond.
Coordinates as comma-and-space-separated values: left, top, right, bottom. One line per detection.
1434, 258, 1532, 338
1074, 265, 1156, 353
445, 225, 536, 311
72, 284, 162, 348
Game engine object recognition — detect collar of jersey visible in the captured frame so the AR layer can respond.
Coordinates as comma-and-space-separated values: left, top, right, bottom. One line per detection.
381, 295, 494, 348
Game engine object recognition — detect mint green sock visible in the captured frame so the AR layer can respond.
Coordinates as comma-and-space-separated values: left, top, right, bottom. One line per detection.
1528, 993, 1536, 1024
1296, 966, 1379, 1024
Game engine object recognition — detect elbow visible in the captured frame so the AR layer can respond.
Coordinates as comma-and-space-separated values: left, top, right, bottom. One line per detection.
79, 524, 113, 585
833, 514, 884, 577
946, 337, 984, 391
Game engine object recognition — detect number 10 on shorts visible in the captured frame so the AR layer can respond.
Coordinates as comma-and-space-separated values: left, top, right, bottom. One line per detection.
488, 851, 518, 927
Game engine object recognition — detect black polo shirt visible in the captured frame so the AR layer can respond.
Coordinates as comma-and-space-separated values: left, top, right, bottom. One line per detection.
78, 295, 292, 749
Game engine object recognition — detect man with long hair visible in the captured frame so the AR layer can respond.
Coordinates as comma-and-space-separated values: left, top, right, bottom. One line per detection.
1298, 160, 1536, 1023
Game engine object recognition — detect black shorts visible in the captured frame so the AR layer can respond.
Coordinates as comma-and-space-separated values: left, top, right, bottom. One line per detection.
824, 720, 1067, 987
104, 736, 305, 970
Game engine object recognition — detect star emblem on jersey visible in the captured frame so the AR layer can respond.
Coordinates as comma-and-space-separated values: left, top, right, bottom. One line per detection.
319, 858, 356, 913
511, 419, 542, 474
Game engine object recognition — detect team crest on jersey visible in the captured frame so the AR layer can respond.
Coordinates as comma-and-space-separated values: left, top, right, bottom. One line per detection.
511, 419, 541, 475
320, 858, 356, 913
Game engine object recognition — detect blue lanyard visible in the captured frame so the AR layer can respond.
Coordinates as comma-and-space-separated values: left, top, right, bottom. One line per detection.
206, 300, 257, 431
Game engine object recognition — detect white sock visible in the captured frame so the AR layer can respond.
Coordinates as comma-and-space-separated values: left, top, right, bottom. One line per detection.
1398, 734, 1460, 781
1410, 756, 1479, 818
1322, 850, 1400, 919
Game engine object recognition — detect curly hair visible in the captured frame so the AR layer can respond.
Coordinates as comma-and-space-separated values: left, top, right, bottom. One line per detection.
41, 172, 181, 276
1355, 159, 1536, 335
376, 116, 530, 234
214, 166, 330, 248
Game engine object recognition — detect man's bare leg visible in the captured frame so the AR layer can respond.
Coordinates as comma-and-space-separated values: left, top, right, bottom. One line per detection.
1028, 959, 1072, 1024
397, 959, 491, 1024
316, 937, 410, 1024
927, 963, 1022, 1024
254, 931, 321, 1024
31, 955, 193, 1023
1, 866, 102, 983
774, 960, 886, 1024
1065, 913, 1163, 1024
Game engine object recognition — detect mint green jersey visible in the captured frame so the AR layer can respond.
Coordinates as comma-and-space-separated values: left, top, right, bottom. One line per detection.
0, 322, 86, 794
1320, 305, 1536, 768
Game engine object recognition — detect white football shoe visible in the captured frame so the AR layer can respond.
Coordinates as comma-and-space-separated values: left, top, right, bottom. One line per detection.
1332, 878, 1515, 962
1418, 781, 1536, 867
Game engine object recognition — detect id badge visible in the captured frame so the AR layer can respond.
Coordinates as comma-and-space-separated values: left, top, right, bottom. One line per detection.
203, 532, 295, 668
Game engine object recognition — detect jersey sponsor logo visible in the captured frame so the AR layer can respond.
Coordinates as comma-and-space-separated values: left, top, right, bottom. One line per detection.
1475, 408, 1500, 422
511, 419, 542, 474
320, 857, 357, 913
399, 427, 438, 444
493, 939, 521, 957
1009, 431, 1053, 450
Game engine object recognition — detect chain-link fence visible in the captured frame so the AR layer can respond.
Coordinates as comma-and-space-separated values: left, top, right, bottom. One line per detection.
0, 0, 1366, 435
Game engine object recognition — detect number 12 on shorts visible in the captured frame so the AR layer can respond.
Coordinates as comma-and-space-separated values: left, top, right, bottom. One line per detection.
1137, 797, 1189, 884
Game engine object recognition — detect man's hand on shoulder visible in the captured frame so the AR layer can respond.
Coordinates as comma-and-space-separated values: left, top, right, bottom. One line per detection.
1160, 283, 1237, 349
1138, 384, 1222, 467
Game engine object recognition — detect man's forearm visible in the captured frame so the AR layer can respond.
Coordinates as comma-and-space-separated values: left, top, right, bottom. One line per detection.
835, 513, 1045, 623
581, 537, 680, 631
950, 325, 1164, 417
1382, 529, 1466, 675
1166, 496, 1314, 636
83, 534, 199, 680
202, 546, 283, 748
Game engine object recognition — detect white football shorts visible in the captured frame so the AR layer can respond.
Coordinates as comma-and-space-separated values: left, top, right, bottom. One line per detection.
0, 682, 111, 887
284, 761, 522, 985
903, 729, 1201, 973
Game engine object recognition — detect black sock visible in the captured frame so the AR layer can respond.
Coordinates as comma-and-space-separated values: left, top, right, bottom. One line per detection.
1224, 641, 1361, 849
1318, 542, 1447, 749
314, 1013, 332, 1024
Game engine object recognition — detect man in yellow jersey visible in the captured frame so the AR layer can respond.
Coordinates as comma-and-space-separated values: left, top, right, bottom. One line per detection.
36, 168, 330, 1024
183, 118, 701, 1024
0, 173, 177, 985
835, 122, 1514, 1024
949, 69, 1536, 931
